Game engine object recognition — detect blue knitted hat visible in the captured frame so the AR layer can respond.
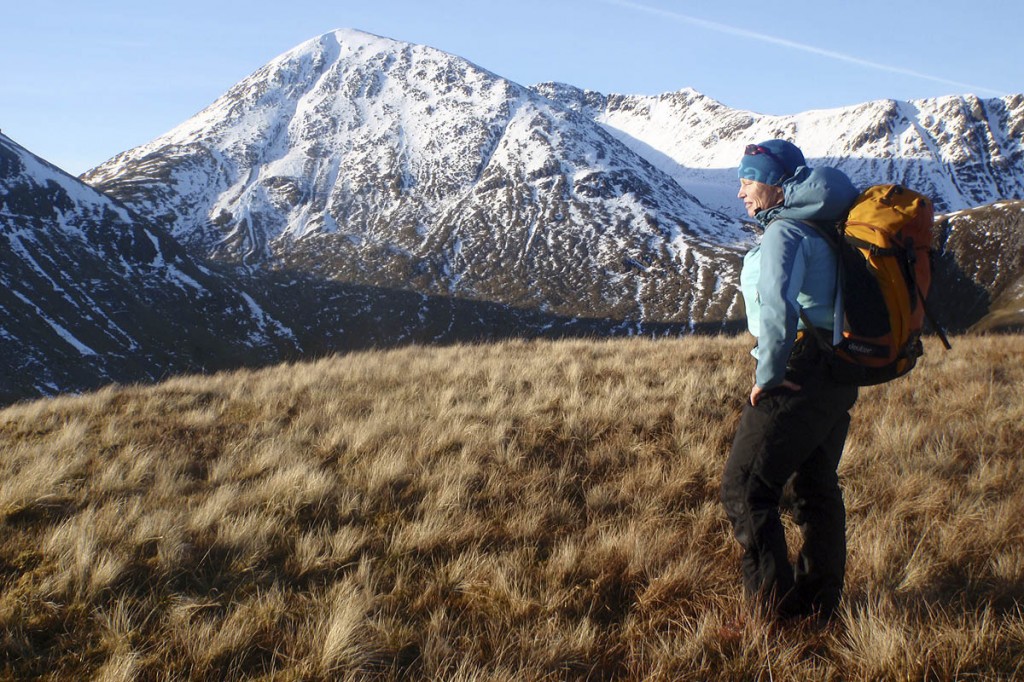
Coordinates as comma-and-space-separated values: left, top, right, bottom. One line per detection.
737, 139, 806, 186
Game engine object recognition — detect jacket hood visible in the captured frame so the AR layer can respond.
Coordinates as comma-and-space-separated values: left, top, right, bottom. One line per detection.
756, 166, 859, 226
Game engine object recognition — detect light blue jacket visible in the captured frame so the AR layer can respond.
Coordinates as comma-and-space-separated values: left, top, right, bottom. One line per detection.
740, 166, 860, 388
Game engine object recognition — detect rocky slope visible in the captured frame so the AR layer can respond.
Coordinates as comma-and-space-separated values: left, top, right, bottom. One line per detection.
0, 132, 298, 403
932, 200, 1024, 332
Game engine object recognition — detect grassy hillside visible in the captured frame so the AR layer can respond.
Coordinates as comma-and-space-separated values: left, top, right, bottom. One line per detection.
1, 335, 1023, 681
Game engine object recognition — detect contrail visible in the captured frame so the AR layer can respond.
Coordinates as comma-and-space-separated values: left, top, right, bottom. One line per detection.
602, 0, 1003, 96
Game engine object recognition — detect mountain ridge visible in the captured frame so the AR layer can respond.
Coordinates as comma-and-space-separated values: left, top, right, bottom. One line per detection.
534, 82, 1024, 220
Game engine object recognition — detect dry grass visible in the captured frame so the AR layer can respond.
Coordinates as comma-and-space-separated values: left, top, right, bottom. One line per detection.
1, 334, 1023, 681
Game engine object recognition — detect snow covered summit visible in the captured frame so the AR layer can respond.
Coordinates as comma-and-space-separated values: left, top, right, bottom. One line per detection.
84, 28, 749, 328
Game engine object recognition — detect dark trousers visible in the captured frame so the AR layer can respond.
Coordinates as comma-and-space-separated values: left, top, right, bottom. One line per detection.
720, 372, 858, 618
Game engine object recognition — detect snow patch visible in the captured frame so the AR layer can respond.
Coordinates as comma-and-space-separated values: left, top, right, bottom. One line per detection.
11, 289, 97, 356
239, 292, 299, 344
165, 265, 206, 293
144, 230, 165, 267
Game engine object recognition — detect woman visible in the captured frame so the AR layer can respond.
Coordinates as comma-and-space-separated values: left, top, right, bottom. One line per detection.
720, 139, 860, 622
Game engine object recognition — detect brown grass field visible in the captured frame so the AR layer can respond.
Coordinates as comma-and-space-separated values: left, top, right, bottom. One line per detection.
1, 334, 1023, 681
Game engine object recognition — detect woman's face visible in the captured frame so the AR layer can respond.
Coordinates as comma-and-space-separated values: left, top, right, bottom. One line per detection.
738, 178, 784, 218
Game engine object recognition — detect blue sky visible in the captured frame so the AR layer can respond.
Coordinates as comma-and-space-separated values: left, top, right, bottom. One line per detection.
4, 0, 1021, 175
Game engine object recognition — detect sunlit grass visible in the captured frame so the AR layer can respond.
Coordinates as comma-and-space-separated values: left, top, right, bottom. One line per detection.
1, 334, 1022, 680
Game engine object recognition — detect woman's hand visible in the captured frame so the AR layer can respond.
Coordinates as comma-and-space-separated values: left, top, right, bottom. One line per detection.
749, 380, 802, 406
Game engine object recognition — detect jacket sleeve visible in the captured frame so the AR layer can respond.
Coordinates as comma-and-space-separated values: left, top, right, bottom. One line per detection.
754, 220, 807, 388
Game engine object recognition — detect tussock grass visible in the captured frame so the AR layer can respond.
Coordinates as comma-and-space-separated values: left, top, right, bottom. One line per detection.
1, 335, 1023, 680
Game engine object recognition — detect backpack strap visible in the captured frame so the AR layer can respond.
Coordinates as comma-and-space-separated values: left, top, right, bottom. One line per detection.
844, 235, 901, 257
918, 285, 953, 350
798, 309, 835, 355
799, 219, 841, 249
798, 220, 845, 346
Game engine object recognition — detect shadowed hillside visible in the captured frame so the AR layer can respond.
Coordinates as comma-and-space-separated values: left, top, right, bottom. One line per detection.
1, 335, 1022, 680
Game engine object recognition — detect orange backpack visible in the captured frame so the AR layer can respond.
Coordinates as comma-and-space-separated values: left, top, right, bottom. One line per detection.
802, 185, 951, 385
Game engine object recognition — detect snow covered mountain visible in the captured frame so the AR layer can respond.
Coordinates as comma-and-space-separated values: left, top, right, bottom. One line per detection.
83, 29, 748, 329
537, 84, 1024, 220
0, 132, 299, 403
82, 28, 1023, 340
7, 28, 1020, 402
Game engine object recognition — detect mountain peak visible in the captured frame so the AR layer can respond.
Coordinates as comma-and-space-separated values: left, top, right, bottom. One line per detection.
282, 28, 409, 65
82, 29, 746, 326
